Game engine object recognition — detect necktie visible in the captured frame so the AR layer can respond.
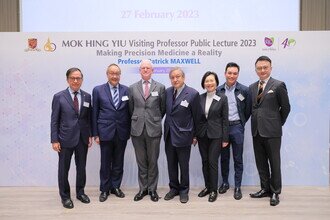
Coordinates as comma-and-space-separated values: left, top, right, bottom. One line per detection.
113, 86, 119, 108
173, 89, 177, 102
73, 91, 79, 114
144, 81, 149, 99
257, 80, 265, 103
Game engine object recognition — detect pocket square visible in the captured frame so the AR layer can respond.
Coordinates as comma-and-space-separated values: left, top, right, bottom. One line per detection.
267, 90, 274, 94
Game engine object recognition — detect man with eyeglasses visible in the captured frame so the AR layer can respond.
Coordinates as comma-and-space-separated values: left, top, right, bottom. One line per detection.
129, 60, 166, 202
51, 67, 92, 209
249, 56, 290, 206
92, 64, 130, 202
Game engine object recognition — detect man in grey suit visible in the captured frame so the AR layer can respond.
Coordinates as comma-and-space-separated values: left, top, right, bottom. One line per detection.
129, 59, 166, 202
249, 56, 290, 206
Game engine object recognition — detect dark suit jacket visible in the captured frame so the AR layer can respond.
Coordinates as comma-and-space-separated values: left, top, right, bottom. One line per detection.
92, 83, 130, 141
217, 82, 251, 126
196, 91, 229, 142
51, 88, 92, 148
164, 85, 202, 147
249, 77, 290, 137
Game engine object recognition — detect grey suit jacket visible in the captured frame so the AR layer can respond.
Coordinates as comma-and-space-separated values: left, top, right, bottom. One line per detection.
129, 79, 166, 137
249, 77, 290, 138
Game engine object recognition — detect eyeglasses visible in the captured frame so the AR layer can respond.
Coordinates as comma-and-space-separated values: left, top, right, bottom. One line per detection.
68, 77, 83, 81
256, 66, 270, 71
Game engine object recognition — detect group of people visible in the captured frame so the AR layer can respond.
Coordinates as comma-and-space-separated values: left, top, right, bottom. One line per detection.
50, 55, 290, 209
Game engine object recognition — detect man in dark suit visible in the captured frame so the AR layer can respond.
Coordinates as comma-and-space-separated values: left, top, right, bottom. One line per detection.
217, 62, 251, 200
249, 56, 290, 206
129, 60, 166, 202
92, 64, 131, 202
163, 67, 202, 203
51, 67, 92, 209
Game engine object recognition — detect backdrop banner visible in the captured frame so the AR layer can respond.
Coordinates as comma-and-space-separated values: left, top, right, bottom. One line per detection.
0, 32, 329, 186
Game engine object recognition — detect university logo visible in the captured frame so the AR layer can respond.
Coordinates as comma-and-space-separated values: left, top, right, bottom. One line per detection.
44, 38, 57, 52
24, 38, 41, 52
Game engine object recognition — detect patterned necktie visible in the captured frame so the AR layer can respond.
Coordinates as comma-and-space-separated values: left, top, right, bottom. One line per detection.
173, 89, 177, 102
113, 86, 119, 108
144, 81, 149, 99
257, 80, 265, 103
73, 91, 79, 114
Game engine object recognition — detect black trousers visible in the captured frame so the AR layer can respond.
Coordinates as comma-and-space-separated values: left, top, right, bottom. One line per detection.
197, 136, 221, 192
58, 137, 88, 200
253, 133, 282, 194
165, 135, 191, 195
99, 134, 127, 193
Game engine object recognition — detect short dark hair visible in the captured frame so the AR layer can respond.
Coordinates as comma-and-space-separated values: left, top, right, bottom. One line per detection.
255, 56, 272, 65
201, 71, 219, 89
66, 67, 83, 78
225, 62, 240, 72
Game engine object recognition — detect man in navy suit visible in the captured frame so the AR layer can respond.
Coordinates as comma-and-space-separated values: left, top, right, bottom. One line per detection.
249, 56, 290, 206
51, 67, 92, 209
163, 67, 202, 203
92, 64, 130, 202
217, 62, 251, 200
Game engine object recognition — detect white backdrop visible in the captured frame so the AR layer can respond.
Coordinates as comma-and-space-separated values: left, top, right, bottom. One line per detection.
0, 31, 329, 187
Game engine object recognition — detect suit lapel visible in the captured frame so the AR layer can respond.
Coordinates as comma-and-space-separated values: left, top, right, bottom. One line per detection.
259, 77, 275, 104
173, 86, 188, 109
137, 80, 144, 100
104, 83, 115, 107
63, 89, 76, 112
200, 93, 206, 114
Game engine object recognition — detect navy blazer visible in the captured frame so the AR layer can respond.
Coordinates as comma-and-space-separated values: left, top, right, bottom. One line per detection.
217, 82, 251, 126
164, 85, 202, 147
51, 88, 92, 148
196, 91, 229, 142
92, 83, 130, 141
249, 77, 290, 138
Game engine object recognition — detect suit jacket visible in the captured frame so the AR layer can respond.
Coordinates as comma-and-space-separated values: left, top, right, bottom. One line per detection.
164, 85, 202, 147
249, 77, 290, 138
217, 81, 251, 126
51, 88, 92, 148
92, 83, 130, 141
196, 91, 229, 142
129, 79, 166, 137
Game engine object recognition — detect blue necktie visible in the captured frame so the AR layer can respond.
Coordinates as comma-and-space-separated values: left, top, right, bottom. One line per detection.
113, 87, 119, 108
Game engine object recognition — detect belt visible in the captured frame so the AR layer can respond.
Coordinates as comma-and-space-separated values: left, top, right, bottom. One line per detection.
229, 120, 241, 126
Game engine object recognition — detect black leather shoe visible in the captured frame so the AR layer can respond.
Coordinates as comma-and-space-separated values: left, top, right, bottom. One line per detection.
77, 194, 90, 203
164, 190, 179, 201
208, 191, 218, 202
180, 194, 189, 203
270, 193, 280, 206
198, 188, 210, 197
99, 192, 109, 202
134, 190, 148, 201
250, 189, 271, 198
111, 188, 125, 198
234, 187, 242, 200
218, 183, 229, 194
62, 198, 74, 209
149, 191, 159, 202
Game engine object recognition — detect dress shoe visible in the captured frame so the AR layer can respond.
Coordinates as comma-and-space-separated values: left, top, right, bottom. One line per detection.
198, 188, 210, 197
208, 191, 218, 202
179, 194, 189, 203
111, 188, 125, 198
149, 191, 159, 202
99, 192, 109, 202
234, 187, 242, 200
270, 193, 280, 206
77, 194, 90, 203
164, 190, 179, 201
134, 190, 148, 201
249, 189, 271, 198
62, 198, 74, 209
218, 183, 229, 194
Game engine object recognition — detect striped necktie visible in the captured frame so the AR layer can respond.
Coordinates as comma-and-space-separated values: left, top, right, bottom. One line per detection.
113, 86, 119, 108
257, 80, 265, 103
